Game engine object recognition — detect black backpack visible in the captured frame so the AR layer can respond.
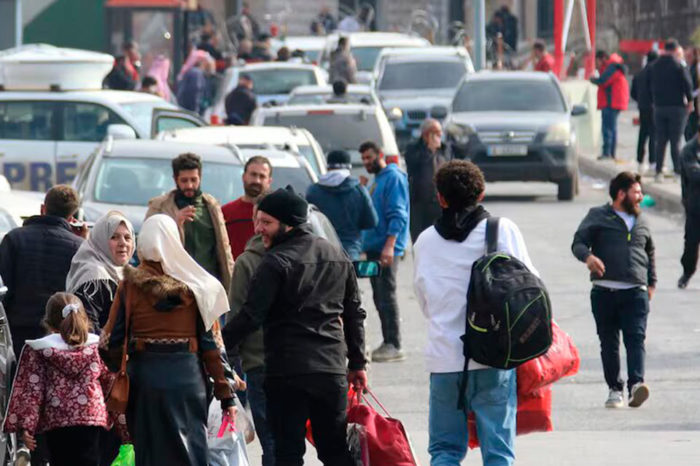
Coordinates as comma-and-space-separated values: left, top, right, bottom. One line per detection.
458, 217, 552, 408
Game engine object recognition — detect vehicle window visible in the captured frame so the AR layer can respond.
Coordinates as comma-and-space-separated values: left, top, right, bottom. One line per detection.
94, 157, 243, 206
271, 166, 314, 195
156, 116, 200, 134
246, 69, 318, 95
378, 60, 466, 90
75, 153, 97, 196
62, 103, 128, 142
263, 112, 383, 153
119, 100, 178, 136
287, 93, 372, 105
297, 145, 320, 175
0, 101, 55, 141
352, 47, 383, 71
453, 80, 566, 112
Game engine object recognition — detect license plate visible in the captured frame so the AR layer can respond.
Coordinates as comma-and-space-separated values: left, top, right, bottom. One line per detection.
487, 144, 528, 156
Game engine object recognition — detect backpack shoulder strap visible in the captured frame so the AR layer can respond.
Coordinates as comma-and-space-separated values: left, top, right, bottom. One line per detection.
486, 217, 500, 253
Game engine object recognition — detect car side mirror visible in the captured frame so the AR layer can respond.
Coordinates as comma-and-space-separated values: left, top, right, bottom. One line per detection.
571, 104, 587, 116
353, 260, 381, 278
107, 124, 137, 140
430, 105, 448, 120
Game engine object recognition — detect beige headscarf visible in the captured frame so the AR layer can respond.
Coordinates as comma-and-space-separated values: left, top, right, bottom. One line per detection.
137, 214, 228, 330
66, 211, 134, 294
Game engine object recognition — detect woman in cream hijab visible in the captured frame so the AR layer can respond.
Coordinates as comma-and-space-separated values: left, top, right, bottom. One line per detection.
99, 214, 235, 466
66, 211, 134, 330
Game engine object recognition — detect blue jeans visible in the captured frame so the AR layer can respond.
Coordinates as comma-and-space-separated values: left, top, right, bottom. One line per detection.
428, 369, 516, 466
590, 287, 649, 394
601, 108, 620, 157
247, 367, 275, 466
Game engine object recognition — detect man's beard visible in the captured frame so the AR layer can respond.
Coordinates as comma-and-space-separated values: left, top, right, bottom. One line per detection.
622, 194, 641, 216
366, 159, 381, 174
268, 224, 290, 248
244, 182, 263, 198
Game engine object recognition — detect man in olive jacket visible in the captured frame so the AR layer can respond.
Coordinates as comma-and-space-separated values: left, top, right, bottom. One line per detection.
146, 152, 233, 290
572, 172, 655, 410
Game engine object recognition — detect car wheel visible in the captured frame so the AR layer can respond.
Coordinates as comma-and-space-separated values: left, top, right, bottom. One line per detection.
557, 176, 576, 201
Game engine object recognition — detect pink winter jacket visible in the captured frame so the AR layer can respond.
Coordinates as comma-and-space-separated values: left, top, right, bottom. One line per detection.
3, 333, 115, 434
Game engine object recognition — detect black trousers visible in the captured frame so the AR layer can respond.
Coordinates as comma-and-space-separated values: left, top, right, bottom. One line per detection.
654, 105, 687, 174
637, 107, 656, 164
366, 251, 401, 348
265, 374, 353, 466
45, 426, 100, 466
681, 212, 700, 277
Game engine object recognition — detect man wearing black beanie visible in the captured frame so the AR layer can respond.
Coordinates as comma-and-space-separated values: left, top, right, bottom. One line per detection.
223, 186, 368, 466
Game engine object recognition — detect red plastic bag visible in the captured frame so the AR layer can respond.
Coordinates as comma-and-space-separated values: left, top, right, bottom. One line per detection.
517, 321, 580, 395
307, 389, 419, 465
468, 385, 553, 449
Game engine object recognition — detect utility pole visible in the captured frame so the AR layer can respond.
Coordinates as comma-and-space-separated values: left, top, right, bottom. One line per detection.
473, 0, 486, 70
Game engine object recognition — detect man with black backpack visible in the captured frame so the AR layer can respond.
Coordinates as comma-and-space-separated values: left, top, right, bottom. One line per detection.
572, 171, 655, 409
414, 160, 540, 466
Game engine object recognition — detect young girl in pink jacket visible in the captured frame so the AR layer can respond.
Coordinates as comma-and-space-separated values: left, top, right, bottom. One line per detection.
3, 292, 115, 466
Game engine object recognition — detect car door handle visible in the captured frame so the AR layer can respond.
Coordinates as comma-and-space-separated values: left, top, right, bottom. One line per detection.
57, 153, 79, 159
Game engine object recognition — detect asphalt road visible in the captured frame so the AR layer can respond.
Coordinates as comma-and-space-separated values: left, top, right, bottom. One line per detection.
248, 177, 700, 465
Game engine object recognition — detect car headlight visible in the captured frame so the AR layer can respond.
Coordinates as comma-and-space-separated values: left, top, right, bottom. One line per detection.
544, 122, 571, 144
446, 122, 475, 145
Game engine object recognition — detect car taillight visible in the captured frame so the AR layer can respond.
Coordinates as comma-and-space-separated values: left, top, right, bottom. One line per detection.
307, 110, 334, 115
210, 114, 221, 125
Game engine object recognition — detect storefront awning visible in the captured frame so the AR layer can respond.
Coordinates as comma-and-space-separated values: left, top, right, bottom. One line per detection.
105, 0, 182, 8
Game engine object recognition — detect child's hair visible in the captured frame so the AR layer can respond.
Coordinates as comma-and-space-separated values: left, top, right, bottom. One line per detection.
43, 293, 92, 346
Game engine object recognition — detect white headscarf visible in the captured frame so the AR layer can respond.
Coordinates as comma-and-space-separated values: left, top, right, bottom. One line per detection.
66, 211, 134, 293
137, 214, 228, 330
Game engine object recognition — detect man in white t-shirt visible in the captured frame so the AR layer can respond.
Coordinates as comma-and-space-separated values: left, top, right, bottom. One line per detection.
413, 160, 538, 466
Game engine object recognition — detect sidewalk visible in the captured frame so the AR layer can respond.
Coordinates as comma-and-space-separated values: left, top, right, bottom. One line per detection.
578, 108, 685, 215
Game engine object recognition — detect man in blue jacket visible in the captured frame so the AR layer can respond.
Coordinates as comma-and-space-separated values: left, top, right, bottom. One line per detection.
359, 141, 410, 363
306, 150, 378, 260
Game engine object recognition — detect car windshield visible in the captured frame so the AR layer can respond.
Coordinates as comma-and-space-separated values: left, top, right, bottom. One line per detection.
118, 100, 178, 136
352, 47, 383, 71
270, 166, 314, 194
94, 157, 243, 206
378, 60, 466, 90
246, 68, 318, 95
262, 112, 383, 153
452, 80, 566, 112
287, 92, 372, 105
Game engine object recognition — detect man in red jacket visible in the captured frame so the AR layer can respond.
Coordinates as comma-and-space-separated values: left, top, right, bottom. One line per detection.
591, 50, 630, 160
533, 39, 554, 73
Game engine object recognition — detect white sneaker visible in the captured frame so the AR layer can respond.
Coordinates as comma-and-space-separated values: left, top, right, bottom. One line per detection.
14, 447, 30, 466
629, 383, 650, 408
605, 389, 624, 408
637, 163, 647, 175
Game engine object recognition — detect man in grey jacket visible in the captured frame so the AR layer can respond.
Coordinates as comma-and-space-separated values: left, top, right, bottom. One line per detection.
572, 171, 656, 409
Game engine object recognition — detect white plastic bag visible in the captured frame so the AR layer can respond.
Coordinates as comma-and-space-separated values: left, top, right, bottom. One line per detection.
207, 399, 250, 466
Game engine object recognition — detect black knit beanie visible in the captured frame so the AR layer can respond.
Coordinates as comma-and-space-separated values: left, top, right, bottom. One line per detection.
327, 150, 352, 169
258, 185, 308, 226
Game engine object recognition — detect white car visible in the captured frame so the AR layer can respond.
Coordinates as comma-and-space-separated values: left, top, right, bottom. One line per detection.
250, 103, 400, 169
0, 45, 205, 191
287, 84, 380, 107
207, 62, 327, 122
374, 46, 474, 148
237, 147, 318, 195
0, 176, 44, 239
322, 32, 430, 83
271, 36, 326, 64
158, 125, 327, 176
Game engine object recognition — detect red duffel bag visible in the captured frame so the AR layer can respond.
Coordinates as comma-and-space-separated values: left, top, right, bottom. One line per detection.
516, 321, 580, 395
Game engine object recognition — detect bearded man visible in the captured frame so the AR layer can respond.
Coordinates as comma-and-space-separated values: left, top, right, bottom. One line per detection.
572, 171, 656, 409
222, 156, 273, 260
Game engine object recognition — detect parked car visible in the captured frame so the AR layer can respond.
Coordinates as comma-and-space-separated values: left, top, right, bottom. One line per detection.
158, 125, 327, 176
445, 71, 586, 201
207, 62, 327, 121
250, 103, 400, 170
71, 139, 245, 232
271, 36, 326, 64
321, 32, 430, 83
287, 84, 380, 107
0, 176, 44, 239
374, 46, 474, 149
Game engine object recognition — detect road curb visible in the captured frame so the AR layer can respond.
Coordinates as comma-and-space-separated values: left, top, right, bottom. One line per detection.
578, 156, 684, 216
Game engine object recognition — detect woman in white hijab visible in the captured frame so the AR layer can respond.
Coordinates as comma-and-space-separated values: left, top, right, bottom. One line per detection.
66, 211, 134, 330
99, 214, 235, 466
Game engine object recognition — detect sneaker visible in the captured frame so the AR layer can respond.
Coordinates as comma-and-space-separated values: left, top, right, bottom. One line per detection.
637, 162, 648, 175
605, 389, 624, 408
678, 274, 691, 289
371, 343, 405, 363
15, 447, 30, 466
629, 383, 650, 408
